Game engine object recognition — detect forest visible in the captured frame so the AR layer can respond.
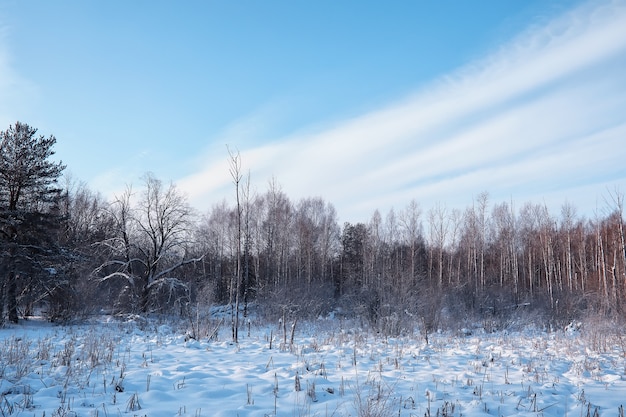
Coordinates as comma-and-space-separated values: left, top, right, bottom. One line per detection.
1, 121, 625, 333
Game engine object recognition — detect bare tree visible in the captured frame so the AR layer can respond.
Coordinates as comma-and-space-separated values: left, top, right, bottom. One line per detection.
260, 178, 293, 290
560, 202, 577, 293
93, 174, 199, 313
491, 202, 517, 291
196, 200, 233, 303
228, 147, 243, 343
293, 197, 338, 288
447, 208, 463, 286
427, 203, 448, 289
476, 192, 489, 290
606, 188, 626, 313
399, 199, 423, 287
57, 176, 111, 317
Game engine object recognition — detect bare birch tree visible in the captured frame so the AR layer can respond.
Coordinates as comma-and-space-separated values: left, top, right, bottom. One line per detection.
227, 147, 243, 343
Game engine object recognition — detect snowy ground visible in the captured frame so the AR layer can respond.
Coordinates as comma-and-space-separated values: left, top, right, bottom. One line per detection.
1, 314, 625, 417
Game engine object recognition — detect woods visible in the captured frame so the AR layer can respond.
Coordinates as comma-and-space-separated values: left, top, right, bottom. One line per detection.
1, 121, 626, 331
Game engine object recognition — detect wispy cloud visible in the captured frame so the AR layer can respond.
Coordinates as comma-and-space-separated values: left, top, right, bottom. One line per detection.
179, 0, 626, 221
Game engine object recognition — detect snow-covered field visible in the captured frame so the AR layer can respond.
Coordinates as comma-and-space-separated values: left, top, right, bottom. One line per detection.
1, 315, 625, 417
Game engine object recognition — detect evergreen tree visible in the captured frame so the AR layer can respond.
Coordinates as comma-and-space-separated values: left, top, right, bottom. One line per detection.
0, 122, 66, 323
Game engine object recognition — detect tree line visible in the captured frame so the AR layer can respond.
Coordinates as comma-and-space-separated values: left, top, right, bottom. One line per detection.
1, 122, 625, 333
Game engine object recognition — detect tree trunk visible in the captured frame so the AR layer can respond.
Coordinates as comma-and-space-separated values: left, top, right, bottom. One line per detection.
0, 279, 5, 324
7, 270, 18, 323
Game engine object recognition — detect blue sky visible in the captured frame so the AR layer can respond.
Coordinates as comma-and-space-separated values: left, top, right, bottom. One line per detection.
1, 0, 625, 222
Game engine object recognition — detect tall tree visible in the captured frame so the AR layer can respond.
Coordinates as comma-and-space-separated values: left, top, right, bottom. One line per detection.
93, 174, 199, 313
56, 176, 111, 318
228, 147, 243, 343
427, 203, 448, 289
339, 222, 368, 296
260, 179, 293, 289
195, 200, 233, 304
0, 122, 65, 323
399, 199, 423, 288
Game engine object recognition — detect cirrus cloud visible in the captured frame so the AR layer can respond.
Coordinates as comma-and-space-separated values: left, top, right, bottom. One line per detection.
178, 0, 626, 221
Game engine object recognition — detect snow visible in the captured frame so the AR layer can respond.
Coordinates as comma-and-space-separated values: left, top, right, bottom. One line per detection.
1, 316, 625, 417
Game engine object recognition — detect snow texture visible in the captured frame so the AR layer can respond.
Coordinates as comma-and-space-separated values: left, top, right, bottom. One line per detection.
1, 316, 625, 417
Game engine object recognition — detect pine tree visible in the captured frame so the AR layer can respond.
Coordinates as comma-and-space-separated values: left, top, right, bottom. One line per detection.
0, 122, 66, 323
